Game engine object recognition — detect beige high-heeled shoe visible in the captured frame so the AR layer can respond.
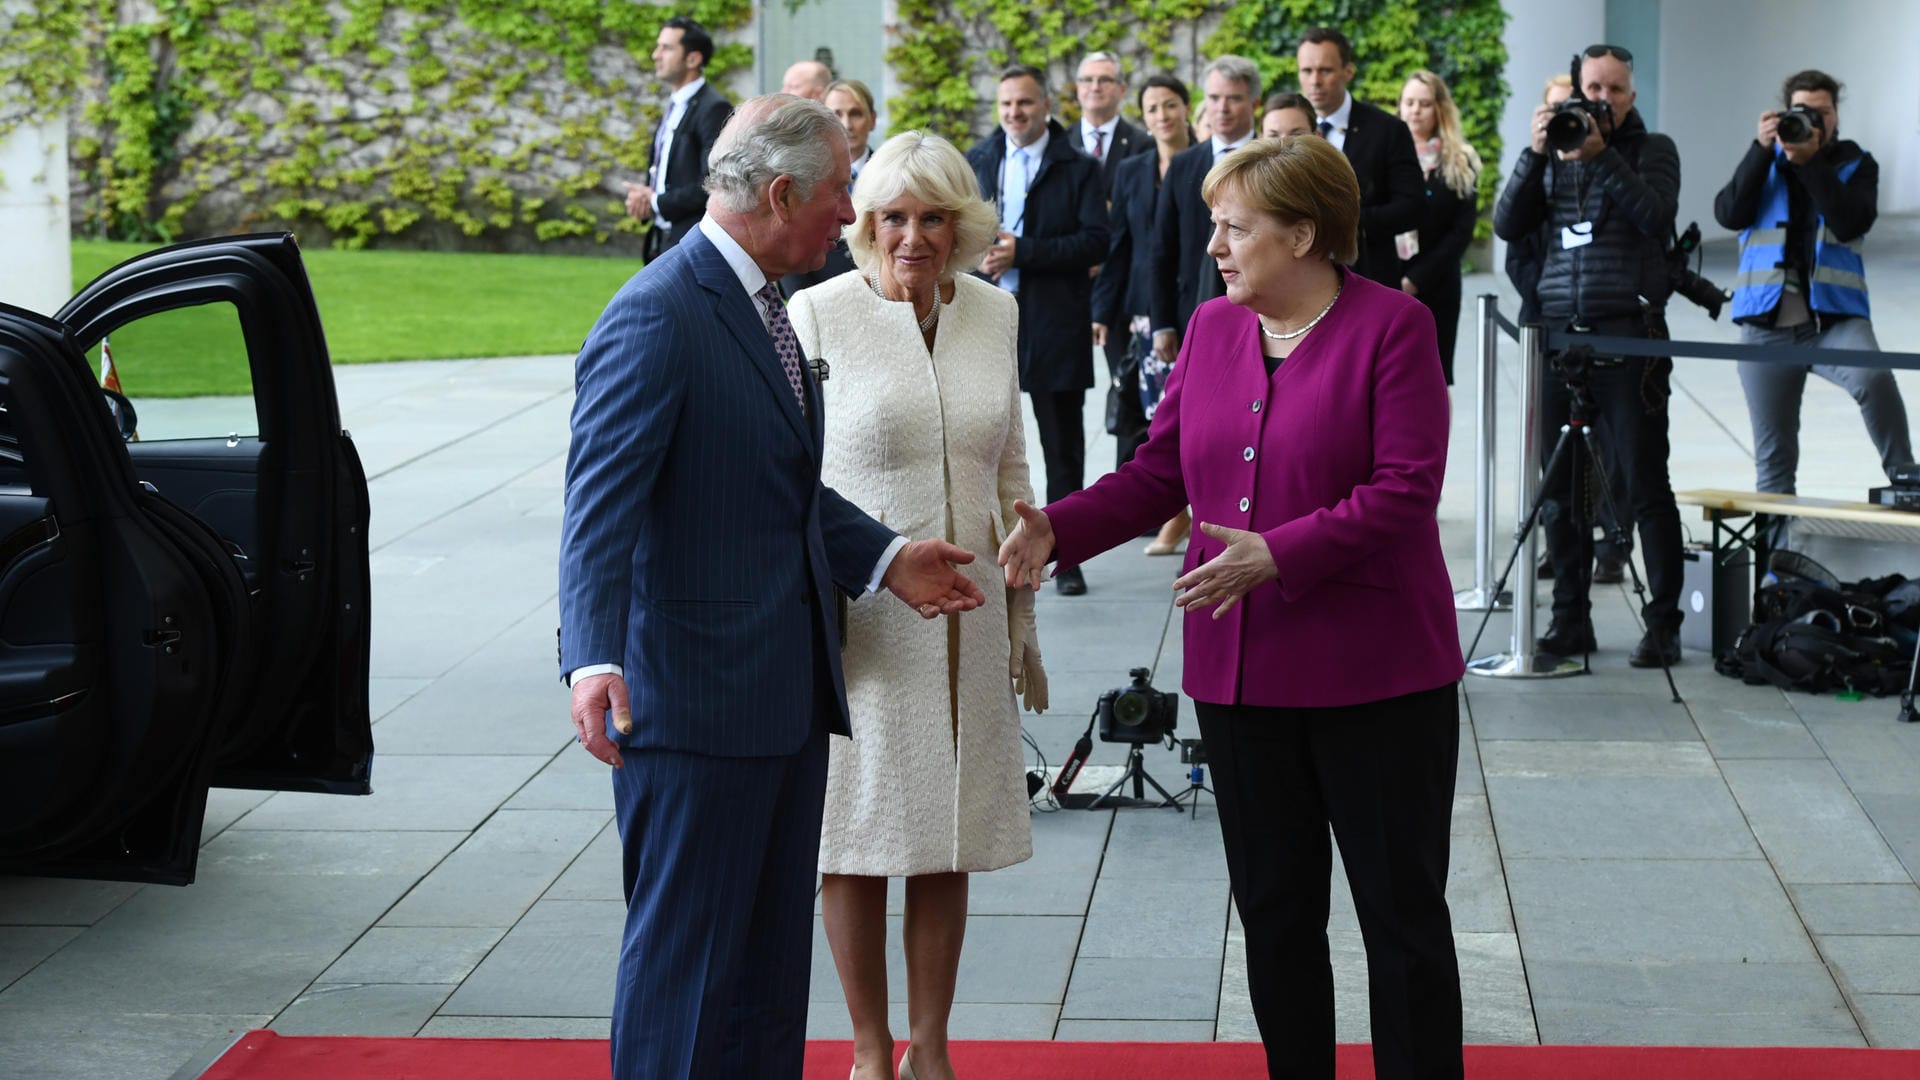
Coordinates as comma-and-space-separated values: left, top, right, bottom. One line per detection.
898, 1046, 920, 1080
1143, 510, 1191, 556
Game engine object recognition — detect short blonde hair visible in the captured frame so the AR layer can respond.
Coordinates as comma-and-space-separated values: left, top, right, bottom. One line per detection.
1542, 72, 1573, 102
1201, 135, 1360, 266
826, 78, 875, 117
845, 131, 1000, 280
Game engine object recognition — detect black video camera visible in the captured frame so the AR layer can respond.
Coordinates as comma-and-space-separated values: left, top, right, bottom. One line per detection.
1775, 103, 1826, 145
1546, 54, 1613, 153
1666, 221, 1731, 320
1097, 667, 1178, 744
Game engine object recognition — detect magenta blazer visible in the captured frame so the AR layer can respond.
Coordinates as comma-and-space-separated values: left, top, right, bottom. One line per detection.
1048, 271, 1464, 709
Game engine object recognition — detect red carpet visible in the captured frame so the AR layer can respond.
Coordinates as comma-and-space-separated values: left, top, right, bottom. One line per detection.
202, 1031, 1920, 1079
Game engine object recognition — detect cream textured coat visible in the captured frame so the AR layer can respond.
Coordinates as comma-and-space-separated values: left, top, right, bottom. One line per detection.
789, 271, 1037, 876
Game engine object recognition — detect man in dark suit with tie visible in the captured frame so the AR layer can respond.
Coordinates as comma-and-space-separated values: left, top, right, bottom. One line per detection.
967, 64, 1108, 595
563, 95, 986, 1079
1069, 51, 1156, 471
1066, 51, 1152, 193
1150, 55, 1260, 367
624, 17, 735, 261
1296, 26, 1425, 287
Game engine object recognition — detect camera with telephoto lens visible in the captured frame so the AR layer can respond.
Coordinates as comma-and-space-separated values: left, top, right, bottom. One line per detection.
1546, 55, 1613, 153
1666, 221, 1732, 320
1097, 667, 1179, 744
1775, 103, 1825, 145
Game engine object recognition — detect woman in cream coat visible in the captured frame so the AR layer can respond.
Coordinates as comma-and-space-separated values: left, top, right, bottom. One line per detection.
789, 130, 1048, 1080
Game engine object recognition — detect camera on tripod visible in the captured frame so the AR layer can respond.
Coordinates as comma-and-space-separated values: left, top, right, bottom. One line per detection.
1666, 221, 1732, 320
1097, 667, 1178, 744
1545, 54, 1613, 153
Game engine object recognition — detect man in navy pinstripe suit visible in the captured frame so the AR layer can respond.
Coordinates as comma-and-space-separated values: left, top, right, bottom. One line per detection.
559, 95, 986, 1079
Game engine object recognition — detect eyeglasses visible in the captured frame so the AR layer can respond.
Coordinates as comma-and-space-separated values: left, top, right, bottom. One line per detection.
1075, 75, 1123, 87
1582, 44, 1633, 67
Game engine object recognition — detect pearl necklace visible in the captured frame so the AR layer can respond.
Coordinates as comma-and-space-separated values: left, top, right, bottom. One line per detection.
1258, 280, 1343, 341
868, 272, 940, 332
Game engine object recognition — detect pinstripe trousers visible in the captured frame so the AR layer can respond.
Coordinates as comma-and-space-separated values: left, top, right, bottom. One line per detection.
608, 726, 829, 1079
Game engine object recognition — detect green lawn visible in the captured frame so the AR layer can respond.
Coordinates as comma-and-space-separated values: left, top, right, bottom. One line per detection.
73, 241, 641, 397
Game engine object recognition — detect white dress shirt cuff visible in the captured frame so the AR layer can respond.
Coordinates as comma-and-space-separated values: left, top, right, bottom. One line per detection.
567, 663, 623, 687
867, 535, 912, 595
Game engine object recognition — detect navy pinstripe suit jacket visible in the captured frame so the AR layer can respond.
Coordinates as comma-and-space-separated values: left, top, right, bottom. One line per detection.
558, 226, 896, 757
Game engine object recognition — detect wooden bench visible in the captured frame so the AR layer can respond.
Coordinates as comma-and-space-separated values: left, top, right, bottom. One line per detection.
1676, 488, 1920, 648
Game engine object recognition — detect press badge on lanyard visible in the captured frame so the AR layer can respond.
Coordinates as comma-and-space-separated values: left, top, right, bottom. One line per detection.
1561, 221, 1594, 250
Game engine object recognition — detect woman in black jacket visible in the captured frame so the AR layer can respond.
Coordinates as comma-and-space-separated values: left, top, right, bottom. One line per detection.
1396, 70, 1481, 384
1091, 73, 1194, 555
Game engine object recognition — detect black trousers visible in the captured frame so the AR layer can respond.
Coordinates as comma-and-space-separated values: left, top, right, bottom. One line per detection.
1196, 685, 1463, 1080
1536, 337, 1683, 631
1106, 338, 1149, 470
1028, 388, 1086, 503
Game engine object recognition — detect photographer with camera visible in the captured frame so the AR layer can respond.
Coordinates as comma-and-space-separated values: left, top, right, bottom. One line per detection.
1714, 69, 1912, 509
1494, 44, 1686, 668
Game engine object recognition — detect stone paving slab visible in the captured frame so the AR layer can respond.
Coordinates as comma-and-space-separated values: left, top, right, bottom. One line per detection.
231, 754, 547, 833
0, 1009, 267, 1080
378, 808, 609, 928
272, 983, 456, 1036
1526, 960, 1861, 1046
320, 927, 506, 985
1059, 956, 1221, 1022
1854, 995, 1920, 1049
1505, 858, 1817, 965
1719, 759, 1911, 884
1817, 935, 1920, 996
1790, 883, 1920, 936
438, 899, 621, 1018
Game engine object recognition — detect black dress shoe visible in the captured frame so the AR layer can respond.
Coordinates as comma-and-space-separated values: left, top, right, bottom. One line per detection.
1592, 553, 1626, 585
1629, 625, 1682, 668
1537, 618, 1596, 657
1054, 565, 1087, 596
1536, 554, 1555, 580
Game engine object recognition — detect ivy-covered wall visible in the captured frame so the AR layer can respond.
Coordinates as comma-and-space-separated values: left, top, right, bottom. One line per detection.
0, 0, 754, 251
888, 0, 1508, 233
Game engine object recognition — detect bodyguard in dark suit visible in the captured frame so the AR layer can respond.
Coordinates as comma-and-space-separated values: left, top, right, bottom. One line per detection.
1295, 27, 1424, 287
562, 95, 985, 1079
625, 17, 734, 260
967, 64, 1107, 594
1066, 51, 1153, 193
1149, 56, 1260, 364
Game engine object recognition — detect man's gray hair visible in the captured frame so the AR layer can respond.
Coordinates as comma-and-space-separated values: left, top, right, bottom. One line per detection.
1079, 51, 1124, 76
1204, 55, 1262, 103
705, 95, 846, 213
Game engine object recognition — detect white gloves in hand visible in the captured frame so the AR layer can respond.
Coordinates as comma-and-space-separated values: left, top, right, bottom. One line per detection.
1008, 585, 1048, 713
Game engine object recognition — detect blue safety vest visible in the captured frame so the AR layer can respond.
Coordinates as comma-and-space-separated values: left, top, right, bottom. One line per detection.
1731, 152, 1868, 323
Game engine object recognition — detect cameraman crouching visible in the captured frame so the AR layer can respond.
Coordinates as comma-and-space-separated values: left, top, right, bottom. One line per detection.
1714, 70, 1912, 515
1494, 44, 1685, 667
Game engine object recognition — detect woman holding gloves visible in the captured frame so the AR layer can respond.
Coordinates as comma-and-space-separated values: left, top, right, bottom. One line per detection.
788, 129, 1047, 1080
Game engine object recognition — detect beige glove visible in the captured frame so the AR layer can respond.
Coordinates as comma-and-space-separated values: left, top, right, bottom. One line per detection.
1008, 585, 1048, 713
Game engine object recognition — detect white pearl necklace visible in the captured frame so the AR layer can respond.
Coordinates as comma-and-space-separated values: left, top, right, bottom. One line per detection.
1259, 280, 1343, 341
868, 272, 940, 332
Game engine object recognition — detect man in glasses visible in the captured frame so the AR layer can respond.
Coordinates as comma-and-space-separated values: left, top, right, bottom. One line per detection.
1068, 51, 1151, 193
1715, 69, 1911, 535
1494, 42, 1687, 670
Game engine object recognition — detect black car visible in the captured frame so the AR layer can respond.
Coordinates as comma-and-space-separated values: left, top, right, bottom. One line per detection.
0, 234, 372, 886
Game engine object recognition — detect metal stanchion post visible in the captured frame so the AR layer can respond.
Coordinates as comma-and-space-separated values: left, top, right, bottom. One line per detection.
1455, 293, 1511, 612
1467, 323, 1582, 679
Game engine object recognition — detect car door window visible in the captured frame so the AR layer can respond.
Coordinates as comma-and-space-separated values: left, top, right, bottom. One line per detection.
81, 301, 257, 443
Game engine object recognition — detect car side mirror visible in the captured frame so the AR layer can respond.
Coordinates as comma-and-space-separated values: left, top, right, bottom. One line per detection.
101, 387, 140, 442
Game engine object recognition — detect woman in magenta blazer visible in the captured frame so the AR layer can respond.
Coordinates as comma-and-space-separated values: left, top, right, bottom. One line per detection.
1001, 135, 1464, 1080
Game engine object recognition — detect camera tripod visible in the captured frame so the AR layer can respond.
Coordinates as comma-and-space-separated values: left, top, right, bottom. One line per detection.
1087, 741, 1183, 810
1466, 349, 1683, 703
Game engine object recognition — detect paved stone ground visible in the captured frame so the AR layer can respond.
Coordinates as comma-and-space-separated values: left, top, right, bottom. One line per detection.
3, 229, 1920, 1078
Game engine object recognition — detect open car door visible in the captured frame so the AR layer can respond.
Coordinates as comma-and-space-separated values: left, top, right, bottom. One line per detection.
0, 234, 371, 885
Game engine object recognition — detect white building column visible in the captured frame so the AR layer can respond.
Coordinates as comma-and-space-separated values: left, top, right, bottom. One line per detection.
0, 114, 71, 315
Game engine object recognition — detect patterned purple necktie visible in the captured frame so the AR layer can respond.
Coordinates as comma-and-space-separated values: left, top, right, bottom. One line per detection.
755, 282, 808, 412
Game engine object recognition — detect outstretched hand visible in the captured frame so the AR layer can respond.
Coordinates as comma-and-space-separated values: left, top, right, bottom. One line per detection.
996, 500, 1055, 590
570, 672, 631, 768
883, 539, 987, 618
1172, 522, 1278, 619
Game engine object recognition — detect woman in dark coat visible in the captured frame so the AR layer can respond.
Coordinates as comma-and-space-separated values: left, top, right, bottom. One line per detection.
1395, 70, 1481, 384
1092, 73, 1196, 555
